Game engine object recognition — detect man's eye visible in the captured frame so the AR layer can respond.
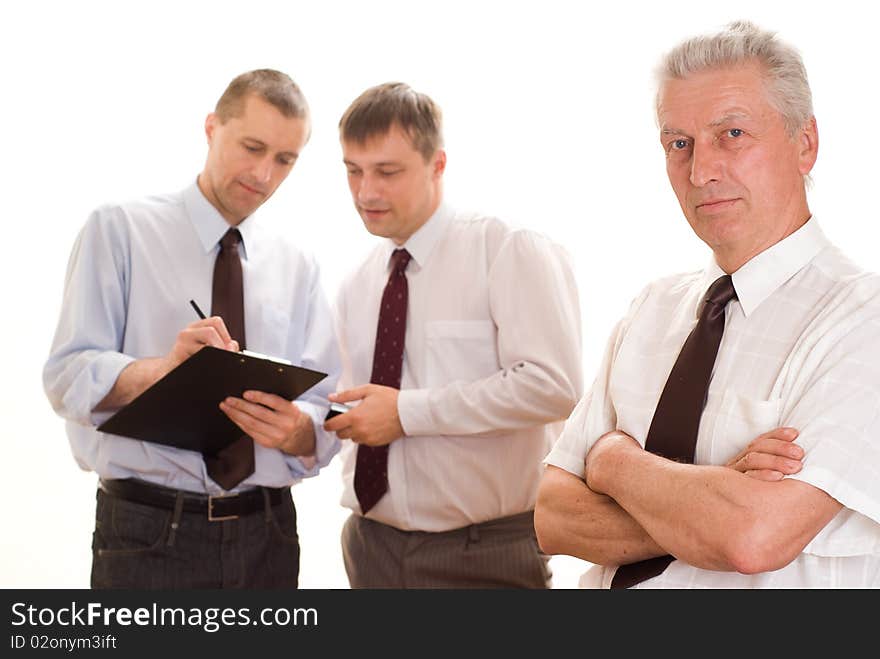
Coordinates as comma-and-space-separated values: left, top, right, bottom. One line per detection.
671, 139, 689, 151
728, 128, 744, 138
379, 170, 400, 177
244, 145, 261, 153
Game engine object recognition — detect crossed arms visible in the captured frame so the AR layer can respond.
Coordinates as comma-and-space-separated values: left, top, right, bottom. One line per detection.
534, 426, 842, 574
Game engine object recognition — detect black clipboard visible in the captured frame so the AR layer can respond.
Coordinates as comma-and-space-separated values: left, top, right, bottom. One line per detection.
97, 346, 327, 455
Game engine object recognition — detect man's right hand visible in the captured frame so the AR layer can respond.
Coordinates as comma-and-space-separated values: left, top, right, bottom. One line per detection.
95, 317, 238, 413
725, 427, 804, 481
164, 316, 239, 373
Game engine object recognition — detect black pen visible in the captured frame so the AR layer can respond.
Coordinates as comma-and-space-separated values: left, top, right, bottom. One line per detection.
189, 299, 207, 320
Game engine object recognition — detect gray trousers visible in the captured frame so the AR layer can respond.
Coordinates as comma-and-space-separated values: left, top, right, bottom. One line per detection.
341, 510, 551, 589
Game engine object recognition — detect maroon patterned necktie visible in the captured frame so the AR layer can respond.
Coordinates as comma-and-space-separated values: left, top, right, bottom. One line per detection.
354, 248, 412, 514
204, 228, 255, 490
611, 275, 737, 588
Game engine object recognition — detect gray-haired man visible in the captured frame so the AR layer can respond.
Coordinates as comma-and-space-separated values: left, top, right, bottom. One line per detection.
536, 21, 880, 588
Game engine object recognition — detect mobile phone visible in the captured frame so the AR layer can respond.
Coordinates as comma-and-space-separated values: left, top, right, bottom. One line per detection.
325, 402, 352, 420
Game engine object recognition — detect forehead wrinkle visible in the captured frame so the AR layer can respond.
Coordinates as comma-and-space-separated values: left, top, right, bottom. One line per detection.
709, 111, 751, 127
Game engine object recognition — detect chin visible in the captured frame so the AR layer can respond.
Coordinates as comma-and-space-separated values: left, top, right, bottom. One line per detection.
359, 217, 389, 238
693, 212, 746, 242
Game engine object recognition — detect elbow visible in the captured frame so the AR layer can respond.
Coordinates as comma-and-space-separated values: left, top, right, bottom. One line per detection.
42, 365, 66, 418
533, 502, 559, 555
533, 475, 578, 556
723, 518, 801, 575
543, 371, 583, 421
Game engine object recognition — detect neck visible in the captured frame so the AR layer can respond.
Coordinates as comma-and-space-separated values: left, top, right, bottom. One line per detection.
714, 211, 811, 274
392, 192, 443, 246
196, 173, 244, 226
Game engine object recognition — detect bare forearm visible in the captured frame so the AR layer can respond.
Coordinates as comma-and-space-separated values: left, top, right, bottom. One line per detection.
588, 438, 791, 572
94, 357, 171, 412
534, 466, 665, 566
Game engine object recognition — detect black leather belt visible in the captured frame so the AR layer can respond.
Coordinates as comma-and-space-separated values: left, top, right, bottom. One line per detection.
99, 478, 288, 521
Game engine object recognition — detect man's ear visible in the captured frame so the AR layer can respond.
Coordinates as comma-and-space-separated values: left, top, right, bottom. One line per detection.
205, 112, 218, 144
798, 116, 819, 176
432, 149, 447, 179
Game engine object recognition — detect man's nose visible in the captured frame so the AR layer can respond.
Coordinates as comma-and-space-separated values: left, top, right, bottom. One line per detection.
357, 173, 379, 203
690, 140, 723, 187
252, 156, 273, 184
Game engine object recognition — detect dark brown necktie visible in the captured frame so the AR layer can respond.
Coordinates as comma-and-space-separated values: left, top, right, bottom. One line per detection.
354, 248, 412, 514
204, 228, 255, 490
611, 274, 737, 589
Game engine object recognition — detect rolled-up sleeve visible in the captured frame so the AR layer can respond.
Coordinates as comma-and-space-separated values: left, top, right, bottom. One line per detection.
782, 281, 880, 554
43, 208, 133, 427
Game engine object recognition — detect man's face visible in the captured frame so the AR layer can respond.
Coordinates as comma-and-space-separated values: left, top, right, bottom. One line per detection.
657, 62, 818, 271
200, 94, 309, 225
342, 124, 445, 245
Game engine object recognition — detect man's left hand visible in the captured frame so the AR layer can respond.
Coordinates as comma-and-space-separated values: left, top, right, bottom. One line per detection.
323, 384, 404, 446
220, 390, 315, 456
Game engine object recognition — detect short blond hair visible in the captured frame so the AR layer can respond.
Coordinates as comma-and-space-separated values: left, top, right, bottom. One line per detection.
215, 69, 309, 124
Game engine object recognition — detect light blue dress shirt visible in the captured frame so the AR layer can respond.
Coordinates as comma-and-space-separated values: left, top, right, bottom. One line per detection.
43, 181, 341, 494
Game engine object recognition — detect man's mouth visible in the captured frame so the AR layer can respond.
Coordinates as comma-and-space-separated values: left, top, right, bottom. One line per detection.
238, 181, 265, 196
696, 198, 738, 212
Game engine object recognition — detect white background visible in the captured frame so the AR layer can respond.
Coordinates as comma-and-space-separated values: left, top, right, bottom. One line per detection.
1, 0, 877, 589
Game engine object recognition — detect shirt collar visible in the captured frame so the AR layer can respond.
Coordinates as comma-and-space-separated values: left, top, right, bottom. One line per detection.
701, 217, 829, 317
182, 178, 255, 260
379, 201, 451, 272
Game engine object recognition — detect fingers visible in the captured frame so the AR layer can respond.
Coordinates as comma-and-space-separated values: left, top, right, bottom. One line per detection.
241, 390, 291, 412
220, 396, 295, 446
192, 316, 233, 345
730, 450, 803, 476
757, 426, 799, 443
726, 427, 803, 468
323, 412, 350, 433
747, 437, 804, 461
329, 385, 371, 404
176, 318, 238, 354
743, 469, 786, 482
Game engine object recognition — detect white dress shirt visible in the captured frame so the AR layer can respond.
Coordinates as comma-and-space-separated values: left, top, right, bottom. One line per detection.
43, 181, 341, 495
335, 202, 583, 532
546, 218, 880, 587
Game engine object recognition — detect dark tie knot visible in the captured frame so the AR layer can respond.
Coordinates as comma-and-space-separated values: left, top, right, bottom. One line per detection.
220, 228, 242, 252
390, 248, 411, 275
699, 274, 737, 317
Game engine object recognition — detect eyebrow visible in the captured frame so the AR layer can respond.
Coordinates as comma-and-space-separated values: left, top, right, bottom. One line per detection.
661, 111, 753, 137
243, 136, 299, 159
342, 159, 403, 168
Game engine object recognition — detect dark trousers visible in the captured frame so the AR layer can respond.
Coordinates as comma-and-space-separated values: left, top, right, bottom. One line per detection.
91, 484, 300, 589
341, 511, 551, 589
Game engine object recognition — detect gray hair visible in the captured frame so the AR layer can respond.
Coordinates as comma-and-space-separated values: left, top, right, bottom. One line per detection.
656, 21, 813, 137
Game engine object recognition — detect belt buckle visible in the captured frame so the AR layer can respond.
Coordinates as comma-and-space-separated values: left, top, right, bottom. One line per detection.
208, 493, 239, 522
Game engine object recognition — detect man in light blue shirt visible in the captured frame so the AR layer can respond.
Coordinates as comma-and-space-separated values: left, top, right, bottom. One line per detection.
43, 69, 340, 589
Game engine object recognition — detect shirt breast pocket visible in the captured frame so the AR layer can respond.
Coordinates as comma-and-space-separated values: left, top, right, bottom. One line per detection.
424, 320, 498, 388
706, 390, 783, 465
